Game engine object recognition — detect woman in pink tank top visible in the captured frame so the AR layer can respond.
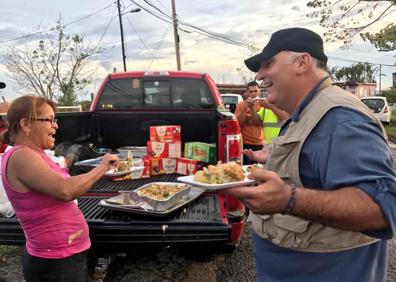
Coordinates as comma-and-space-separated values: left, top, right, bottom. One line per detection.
1, 95, 118, 282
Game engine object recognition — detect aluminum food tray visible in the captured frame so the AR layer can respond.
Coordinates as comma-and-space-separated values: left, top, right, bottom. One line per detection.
136, 182, 191, 212
117, 146, 147, 158
98, 187, 205, 217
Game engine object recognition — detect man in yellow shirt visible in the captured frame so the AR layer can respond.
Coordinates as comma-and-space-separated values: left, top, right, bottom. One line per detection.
257, 97, 288, 144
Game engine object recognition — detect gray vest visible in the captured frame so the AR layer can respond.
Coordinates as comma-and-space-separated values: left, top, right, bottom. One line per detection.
251, 79, 386, 252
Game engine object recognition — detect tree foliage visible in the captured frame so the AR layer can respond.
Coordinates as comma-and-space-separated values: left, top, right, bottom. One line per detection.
382, 87, 396, 103
331, 62, 377, 83
1, 18, 107, 105
236, 44, 261, 84
306, 0, 396, 51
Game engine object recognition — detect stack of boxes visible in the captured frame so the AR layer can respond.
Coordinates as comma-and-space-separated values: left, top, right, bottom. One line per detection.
145, 125, 181, 175
116, 125, 218, 179
145, 126, 217, 176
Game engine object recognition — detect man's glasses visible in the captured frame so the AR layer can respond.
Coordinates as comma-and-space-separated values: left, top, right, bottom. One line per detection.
33, 118, 58, 126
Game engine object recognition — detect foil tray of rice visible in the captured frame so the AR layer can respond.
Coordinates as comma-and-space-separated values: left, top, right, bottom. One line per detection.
135, 182, 191, 211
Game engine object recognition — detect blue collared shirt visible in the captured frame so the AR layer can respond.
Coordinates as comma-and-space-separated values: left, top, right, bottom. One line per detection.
255, 81, 396, 282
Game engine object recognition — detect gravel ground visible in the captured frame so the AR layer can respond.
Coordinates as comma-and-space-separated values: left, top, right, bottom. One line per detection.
1, 224, 396, 282
0, 223, 256, 282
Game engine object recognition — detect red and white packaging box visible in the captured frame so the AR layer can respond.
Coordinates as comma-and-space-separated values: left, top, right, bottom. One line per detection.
146, 141, 181, 159
146, 157, 178, 176
176, 158, 200, 175
149, 125, 181, 143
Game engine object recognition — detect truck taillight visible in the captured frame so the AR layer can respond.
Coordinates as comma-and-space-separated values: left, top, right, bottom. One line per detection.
226, 134, 242, 163
384, 105, 388, 113
218, 115, 242, 164
218, 114, 245, 212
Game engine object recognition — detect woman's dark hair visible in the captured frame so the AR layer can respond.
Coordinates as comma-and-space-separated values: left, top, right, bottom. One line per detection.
5, 95, 57, 144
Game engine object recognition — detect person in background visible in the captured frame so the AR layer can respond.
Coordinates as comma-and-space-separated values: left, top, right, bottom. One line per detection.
234, 81, 263, 164
242, 97, 288, 163
0, 101, 9, 153
223, 27, 396, 282
1, 95, 118, 282
257, 97, 288, 144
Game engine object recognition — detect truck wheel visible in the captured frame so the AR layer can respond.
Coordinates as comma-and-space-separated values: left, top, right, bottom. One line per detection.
221, 241, 240, 252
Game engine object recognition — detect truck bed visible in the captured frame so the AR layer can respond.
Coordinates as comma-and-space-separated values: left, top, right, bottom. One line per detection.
0, 174, 231, 246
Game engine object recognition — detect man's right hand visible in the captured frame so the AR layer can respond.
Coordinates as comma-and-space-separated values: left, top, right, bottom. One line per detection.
243, 146, 271, 164
100, 154, 119, 170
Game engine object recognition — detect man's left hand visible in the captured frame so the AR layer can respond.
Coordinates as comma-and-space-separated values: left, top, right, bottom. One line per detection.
224, 168, 291, 215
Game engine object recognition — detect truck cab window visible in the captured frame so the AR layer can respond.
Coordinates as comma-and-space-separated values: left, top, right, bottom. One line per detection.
171, 78, 216, 109
143, 81, 170, 107
97, 79, 142, 110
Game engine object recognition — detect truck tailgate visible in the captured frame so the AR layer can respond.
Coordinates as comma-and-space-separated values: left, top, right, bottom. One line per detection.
0, 174, 231, 245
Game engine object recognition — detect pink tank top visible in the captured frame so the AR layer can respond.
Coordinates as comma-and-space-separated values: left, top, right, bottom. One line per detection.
1, 146, 91, 259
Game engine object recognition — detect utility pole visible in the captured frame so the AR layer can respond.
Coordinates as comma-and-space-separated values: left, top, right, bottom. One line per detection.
379, 64, 382, 95
117, 0, 127, 72
171, 0, 181, 70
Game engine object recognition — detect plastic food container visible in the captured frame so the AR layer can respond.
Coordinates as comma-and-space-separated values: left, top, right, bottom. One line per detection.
117, 146, 147, 158
136, 182, 191, 211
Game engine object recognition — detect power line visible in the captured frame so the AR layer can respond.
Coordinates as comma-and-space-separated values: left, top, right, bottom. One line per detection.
146, 24, 172, 69
94, 6, 118, 50
0, 3, 114, 44
143, 0, 169, 17
123, 9, 157, 60
328, 56, 396, 67
129, 0, 249, 48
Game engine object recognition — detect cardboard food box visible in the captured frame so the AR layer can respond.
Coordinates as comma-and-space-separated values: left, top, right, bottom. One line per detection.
146, 141, 181, 159
184, 142, 217, 163
146, 157, 177, 176
150, 125, 181, 143
176, 157, 200, 175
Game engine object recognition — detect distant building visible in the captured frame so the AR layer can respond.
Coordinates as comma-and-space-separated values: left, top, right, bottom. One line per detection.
333, 82, 376, 98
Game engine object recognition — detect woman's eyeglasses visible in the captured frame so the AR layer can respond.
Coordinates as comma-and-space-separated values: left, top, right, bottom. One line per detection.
33, 118, 58, 126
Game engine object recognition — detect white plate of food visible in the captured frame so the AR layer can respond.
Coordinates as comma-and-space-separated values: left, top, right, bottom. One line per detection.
105, 166, 145, 177
177, 175, 255, 190
177, 162, 256, 190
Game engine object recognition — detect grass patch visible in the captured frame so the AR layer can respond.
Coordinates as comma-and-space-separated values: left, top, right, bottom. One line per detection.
383, 115, 396, 142
0, 245, 20, 263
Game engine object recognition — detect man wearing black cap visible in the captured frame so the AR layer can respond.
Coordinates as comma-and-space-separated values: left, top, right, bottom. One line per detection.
224, 27, 396, 282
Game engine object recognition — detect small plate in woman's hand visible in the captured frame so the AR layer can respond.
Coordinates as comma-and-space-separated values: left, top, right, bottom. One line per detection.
104, 166, 144, 177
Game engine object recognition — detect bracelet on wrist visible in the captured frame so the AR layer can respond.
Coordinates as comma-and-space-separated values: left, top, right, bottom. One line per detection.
281, 183, 297, 215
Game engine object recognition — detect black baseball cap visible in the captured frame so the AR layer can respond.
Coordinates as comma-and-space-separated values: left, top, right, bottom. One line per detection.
0, 82, 5, 89
244, 27, 328, 72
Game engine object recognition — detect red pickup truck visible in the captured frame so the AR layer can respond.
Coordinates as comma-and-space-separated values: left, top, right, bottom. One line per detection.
0, 71, 246, 250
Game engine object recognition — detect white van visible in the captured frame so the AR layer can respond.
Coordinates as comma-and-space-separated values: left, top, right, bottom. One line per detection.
221, 93, 243, 113
361, 96, 391, 124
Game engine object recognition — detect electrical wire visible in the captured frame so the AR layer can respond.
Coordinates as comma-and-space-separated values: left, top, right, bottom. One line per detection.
129, 0, 249, 48
328, 56, 396, 67
143, 0, 169, 17
145, 23, 172, 69
0, 3, 114, 44
124, 11, 157, 59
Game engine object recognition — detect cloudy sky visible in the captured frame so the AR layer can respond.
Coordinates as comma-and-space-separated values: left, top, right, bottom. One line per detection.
0, 0, 395, 101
